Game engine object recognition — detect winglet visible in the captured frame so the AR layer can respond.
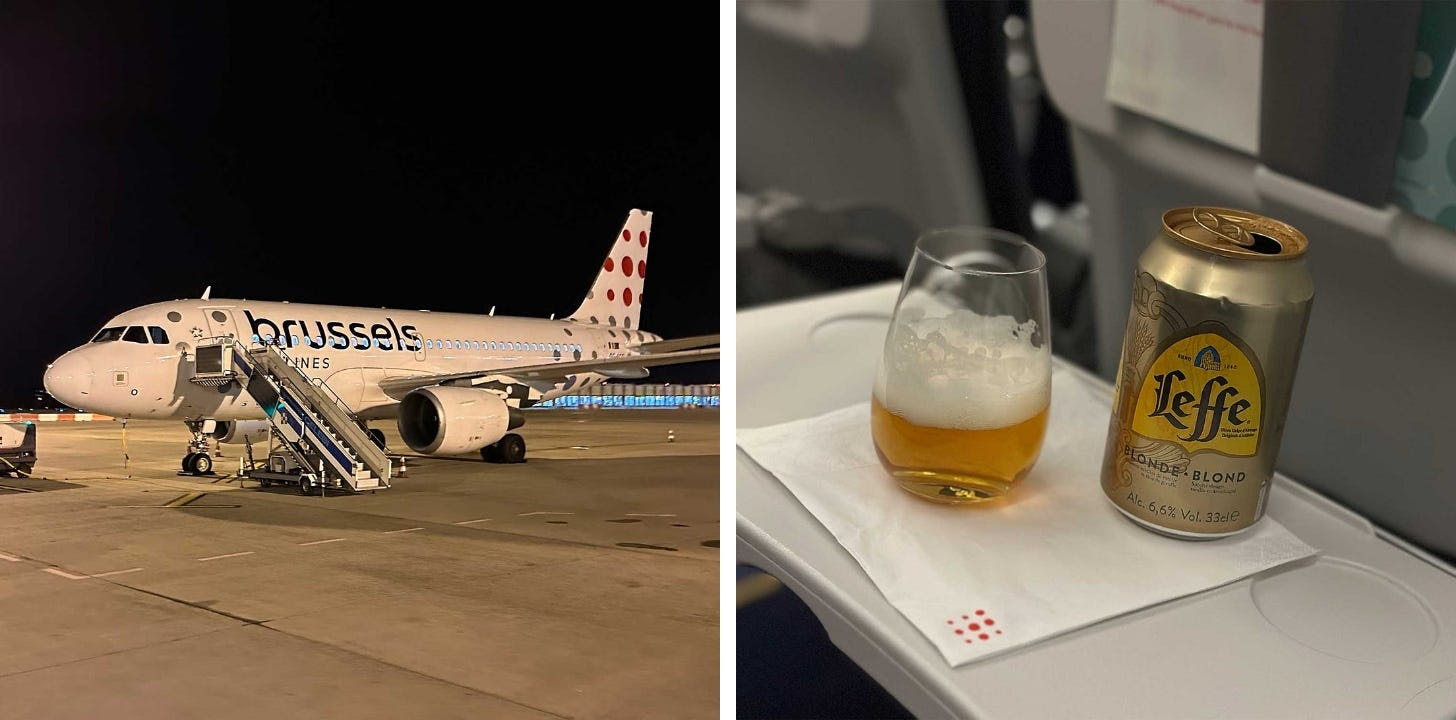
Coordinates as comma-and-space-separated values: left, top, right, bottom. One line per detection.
201, 286, 212, 300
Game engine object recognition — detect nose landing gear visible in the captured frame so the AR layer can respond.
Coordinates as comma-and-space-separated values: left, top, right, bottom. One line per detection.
180, 420, 219, 476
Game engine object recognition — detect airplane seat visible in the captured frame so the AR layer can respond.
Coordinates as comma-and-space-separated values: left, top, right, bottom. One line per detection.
1032, 0, 1456, 561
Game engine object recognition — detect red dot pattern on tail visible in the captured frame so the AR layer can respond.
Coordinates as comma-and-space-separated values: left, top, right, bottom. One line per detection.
946, 611, 1000, 645
623, 256, 634, 277
639, 230, 648, 247
637, 259, 646, 278
622, 229, 631, 242
604, 257, 615, 272
624, 288, 633, 306
607, 289, 615, 301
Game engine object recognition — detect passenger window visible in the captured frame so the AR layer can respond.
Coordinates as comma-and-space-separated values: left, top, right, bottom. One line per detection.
426, 340, 433, 349
92, 327, 125, 343
123, 327, 148, 344
148, 327, 169, 344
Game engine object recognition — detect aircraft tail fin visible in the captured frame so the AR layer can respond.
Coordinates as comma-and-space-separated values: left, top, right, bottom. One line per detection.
568, 209, 651, 330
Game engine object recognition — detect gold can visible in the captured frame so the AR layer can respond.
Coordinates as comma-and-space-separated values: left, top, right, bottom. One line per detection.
1101, 207, 1313, 538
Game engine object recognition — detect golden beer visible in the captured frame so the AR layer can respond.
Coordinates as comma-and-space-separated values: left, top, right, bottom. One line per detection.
871, 226, 1051, 504
871, 396, 1048, 502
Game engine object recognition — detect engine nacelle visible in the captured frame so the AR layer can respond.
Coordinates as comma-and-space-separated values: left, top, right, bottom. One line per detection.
397, 386, 523, 455
212, 420, 272, 444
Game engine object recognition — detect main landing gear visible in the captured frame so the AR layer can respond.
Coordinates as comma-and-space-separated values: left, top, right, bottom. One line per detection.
180, 420, 218, 476
480, 433, 526, 464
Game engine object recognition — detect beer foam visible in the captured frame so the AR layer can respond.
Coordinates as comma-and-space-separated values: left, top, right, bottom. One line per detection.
874, 309, 1050, 430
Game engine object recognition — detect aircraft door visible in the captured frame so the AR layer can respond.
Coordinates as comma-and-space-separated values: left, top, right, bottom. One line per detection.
201, 308, 240, 342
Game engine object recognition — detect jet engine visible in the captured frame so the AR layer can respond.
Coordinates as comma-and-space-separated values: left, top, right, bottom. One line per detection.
397, 386, 524, 455
212, 419, 272, 444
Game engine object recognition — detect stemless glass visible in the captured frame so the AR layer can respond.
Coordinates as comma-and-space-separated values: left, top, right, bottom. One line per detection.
871, 227, 1051, 504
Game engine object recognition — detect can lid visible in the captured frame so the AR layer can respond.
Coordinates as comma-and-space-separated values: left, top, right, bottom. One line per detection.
1162, 207, 1309, 260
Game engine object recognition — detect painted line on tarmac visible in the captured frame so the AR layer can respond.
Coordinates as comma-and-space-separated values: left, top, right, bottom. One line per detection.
298, 538, 347, 546
517, 511, 573, 517
93, 567, 144, 578
0, 551, 22, 562
625, 513, 677, 517
197, 551, 253, 562
165, 492, 207, 507
115, 490, 239, 509
43, 567, 89, 580
453, 518, 492, 525
384, 527, 424, 534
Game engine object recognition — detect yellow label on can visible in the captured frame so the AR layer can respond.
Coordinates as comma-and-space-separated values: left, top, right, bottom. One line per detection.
1130, 332, 1262, 457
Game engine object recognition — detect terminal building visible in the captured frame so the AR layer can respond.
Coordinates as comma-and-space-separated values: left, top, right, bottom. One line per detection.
531, 383, 720, 409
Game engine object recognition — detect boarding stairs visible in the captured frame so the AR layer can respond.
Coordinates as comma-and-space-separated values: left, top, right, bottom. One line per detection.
190, 338, 391, 492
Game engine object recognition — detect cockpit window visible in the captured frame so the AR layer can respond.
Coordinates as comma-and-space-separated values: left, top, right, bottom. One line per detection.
148, 326, 169, 344
91, 327, 125, 343
122, 326, 148, 344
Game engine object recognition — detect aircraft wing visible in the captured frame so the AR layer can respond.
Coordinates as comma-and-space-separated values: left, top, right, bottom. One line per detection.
634, 333, 720, 354
377, 347, 720, 400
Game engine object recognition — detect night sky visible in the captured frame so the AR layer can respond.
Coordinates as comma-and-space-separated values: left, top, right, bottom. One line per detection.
1, 3, 719, 407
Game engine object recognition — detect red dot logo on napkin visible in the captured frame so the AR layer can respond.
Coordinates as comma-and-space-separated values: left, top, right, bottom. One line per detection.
946, 609, 1003, 644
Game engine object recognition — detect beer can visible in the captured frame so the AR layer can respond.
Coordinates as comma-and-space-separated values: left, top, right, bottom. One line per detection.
1100, 207, 1313, 539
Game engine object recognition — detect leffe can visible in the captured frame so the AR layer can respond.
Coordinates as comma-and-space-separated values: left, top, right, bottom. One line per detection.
1100, 207, 1313, 539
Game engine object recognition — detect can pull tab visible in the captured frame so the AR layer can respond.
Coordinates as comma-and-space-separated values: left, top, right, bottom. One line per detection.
1192, 209, 1284, 254
1194, 209, 1253, 248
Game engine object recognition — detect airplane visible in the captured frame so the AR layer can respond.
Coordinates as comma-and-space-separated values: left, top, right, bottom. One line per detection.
42, 209, 718, 474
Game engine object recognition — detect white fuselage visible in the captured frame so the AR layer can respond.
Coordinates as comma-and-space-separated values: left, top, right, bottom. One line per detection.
43, 299, 660, 421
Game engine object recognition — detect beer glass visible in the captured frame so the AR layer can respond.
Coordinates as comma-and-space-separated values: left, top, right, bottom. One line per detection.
871, 227, 1051, 504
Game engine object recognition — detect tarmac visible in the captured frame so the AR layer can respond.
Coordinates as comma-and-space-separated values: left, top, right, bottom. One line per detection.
0, 409, 719, 719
